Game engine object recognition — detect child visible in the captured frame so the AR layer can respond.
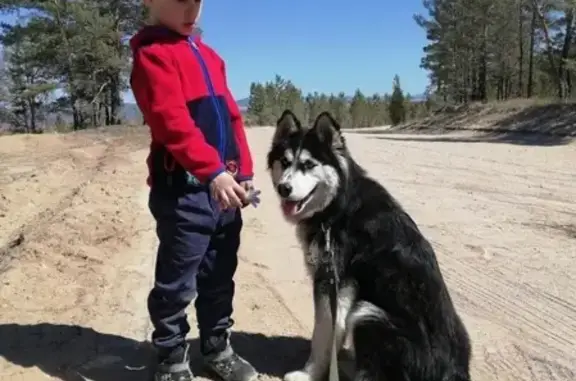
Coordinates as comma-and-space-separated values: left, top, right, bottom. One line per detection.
129, 1, 257, 380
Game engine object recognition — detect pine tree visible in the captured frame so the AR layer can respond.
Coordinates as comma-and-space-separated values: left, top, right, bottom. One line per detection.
388, 75, 406, 125
349, 89, 368, 127
247, 82, 266, 124
0, 0, 144, 131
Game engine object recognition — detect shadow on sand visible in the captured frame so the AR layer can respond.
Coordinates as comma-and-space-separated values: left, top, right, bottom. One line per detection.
368, 131, 574, 147
0, 323, 309, 381
348, 103, 576, 146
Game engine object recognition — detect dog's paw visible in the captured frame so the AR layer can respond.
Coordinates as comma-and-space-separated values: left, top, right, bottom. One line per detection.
283, 370, 312, 381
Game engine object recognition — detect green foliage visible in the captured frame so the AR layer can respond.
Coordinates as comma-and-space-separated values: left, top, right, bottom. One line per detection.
246, 75, 430, 127
3, 0, 575, 133
388, 75, 406, 125
0, 0, 144, 132
415, 0, 576, 102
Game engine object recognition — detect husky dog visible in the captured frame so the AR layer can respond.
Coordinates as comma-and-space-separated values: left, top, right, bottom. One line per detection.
266, 110, 472, 381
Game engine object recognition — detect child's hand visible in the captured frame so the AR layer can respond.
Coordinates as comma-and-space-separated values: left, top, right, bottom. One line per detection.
239, 180, 254, 192
239, 180, 261, 208
210, 172, 247, 209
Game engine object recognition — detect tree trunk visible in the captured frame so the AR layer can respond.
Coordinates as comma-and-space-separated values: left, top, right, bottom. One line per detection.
518, 0, 524, 97
558, 8, 574, 98
109, 72, 121, 125
53, 0, 82, 129
478, 24, 488, 102
29, 99, 36, 133
532, 0, 564, 98
527, 7, 536, 98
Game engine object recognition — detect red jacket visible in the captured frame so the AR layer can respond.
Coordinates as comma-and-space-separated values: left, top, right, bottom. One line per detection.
129, 26, 253, 185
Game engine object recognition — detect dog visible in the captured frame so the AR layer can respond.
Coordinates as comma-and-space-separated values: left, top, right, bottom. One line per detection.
266, 110, 472, 381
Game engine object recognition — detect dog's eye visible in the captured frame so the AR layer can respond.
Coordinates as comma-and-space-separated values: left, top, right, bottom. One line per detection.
302, 160, 316, 170
280, 157, 291, 167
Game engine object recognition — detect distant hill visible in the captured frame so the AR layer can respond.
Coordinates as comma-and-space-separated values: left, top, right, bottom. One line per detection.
121, 102, 142, 122
235, 94, 426, 110
237, 98, 249, 112
121, 100, 249, 121
113, 93, 428, 122
409, 93, 426, 102
46, 93, 427, 126
237, 98, 250, 107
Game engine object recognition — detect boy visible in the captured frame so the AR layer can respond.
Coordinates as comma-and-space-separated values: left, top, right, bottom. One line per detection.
129, 1, 258, 381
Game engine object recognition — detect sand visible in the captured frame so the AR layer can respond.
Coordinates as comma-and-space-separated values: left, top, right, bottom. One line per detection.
0, 126, 574, 381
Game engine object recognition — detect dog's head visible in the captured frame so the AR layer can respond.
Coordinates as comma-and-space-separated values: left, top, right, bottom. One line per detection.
267, 110, 349, 223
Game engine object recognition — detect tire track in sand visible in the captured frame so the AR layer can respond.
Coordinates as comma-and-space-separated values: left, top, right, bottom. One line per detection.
0, 135, 115, 273
0, 136, 157, 381
0, 129, 309, 381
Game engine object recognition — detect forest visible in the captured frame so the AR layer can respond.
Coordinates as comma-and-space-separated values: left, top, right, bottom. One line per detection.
246, 0, 576, 127
0, 0, 574, 132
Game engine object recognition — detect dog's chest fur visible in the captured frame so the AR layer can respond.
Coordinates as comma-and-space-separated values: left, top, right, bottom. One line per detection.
296, 224, 332, 278
296, 224, 325, 277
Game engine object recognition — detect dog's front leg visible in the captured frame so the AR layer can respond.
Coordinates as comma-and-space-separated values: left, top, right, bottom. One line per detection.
284, 288, 332, 381
284, 283, 353, 381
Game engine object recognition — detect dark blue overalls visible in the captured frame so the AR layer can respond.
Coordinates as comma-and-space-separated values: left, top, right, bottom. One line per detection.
147, 39, 242, 359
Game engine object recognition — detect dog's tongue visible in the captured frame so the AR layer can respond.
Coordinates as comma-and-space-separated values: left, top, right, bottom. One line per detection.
281, 200, 298, 215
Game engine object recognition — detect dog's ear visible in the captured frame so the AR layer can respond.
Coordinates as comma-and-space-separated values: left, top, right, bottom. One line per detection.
312, 111, 345, 149
273, 109, 303, 142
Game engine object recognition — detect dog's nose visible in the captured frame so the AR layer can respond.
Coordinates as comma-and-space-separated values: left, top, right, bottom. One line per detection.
277, 183, 292, 198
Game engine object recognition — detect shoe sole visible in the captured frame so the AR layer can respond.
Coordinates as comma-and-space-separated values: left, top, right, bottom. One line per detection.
203, 364, 259, 381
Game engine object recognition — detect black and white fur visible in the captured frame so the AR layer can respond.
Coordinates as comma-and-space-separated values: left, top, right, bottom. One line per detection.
267, 110, 472, 381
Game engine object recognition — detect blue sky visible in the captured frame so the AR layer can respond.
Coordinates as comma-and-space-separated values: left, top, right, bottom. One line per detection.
189, 0, 430, 101
1, 0, 430, 103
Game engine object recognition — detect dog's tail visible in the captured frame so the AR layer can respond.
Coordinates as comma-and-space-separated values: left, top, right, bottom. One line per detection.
349, 302, 471, 381
347, 300, 395, 329
347, 301, 400, 381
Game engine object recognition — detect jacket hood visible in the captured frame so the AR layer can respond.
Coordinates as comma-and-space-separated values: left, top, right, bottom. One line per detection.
129, 25, 201, 53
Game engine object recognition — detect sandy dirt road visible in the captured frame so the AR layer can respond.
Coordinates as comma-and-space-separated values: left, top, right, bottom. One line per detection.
0, 126, 575, 381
